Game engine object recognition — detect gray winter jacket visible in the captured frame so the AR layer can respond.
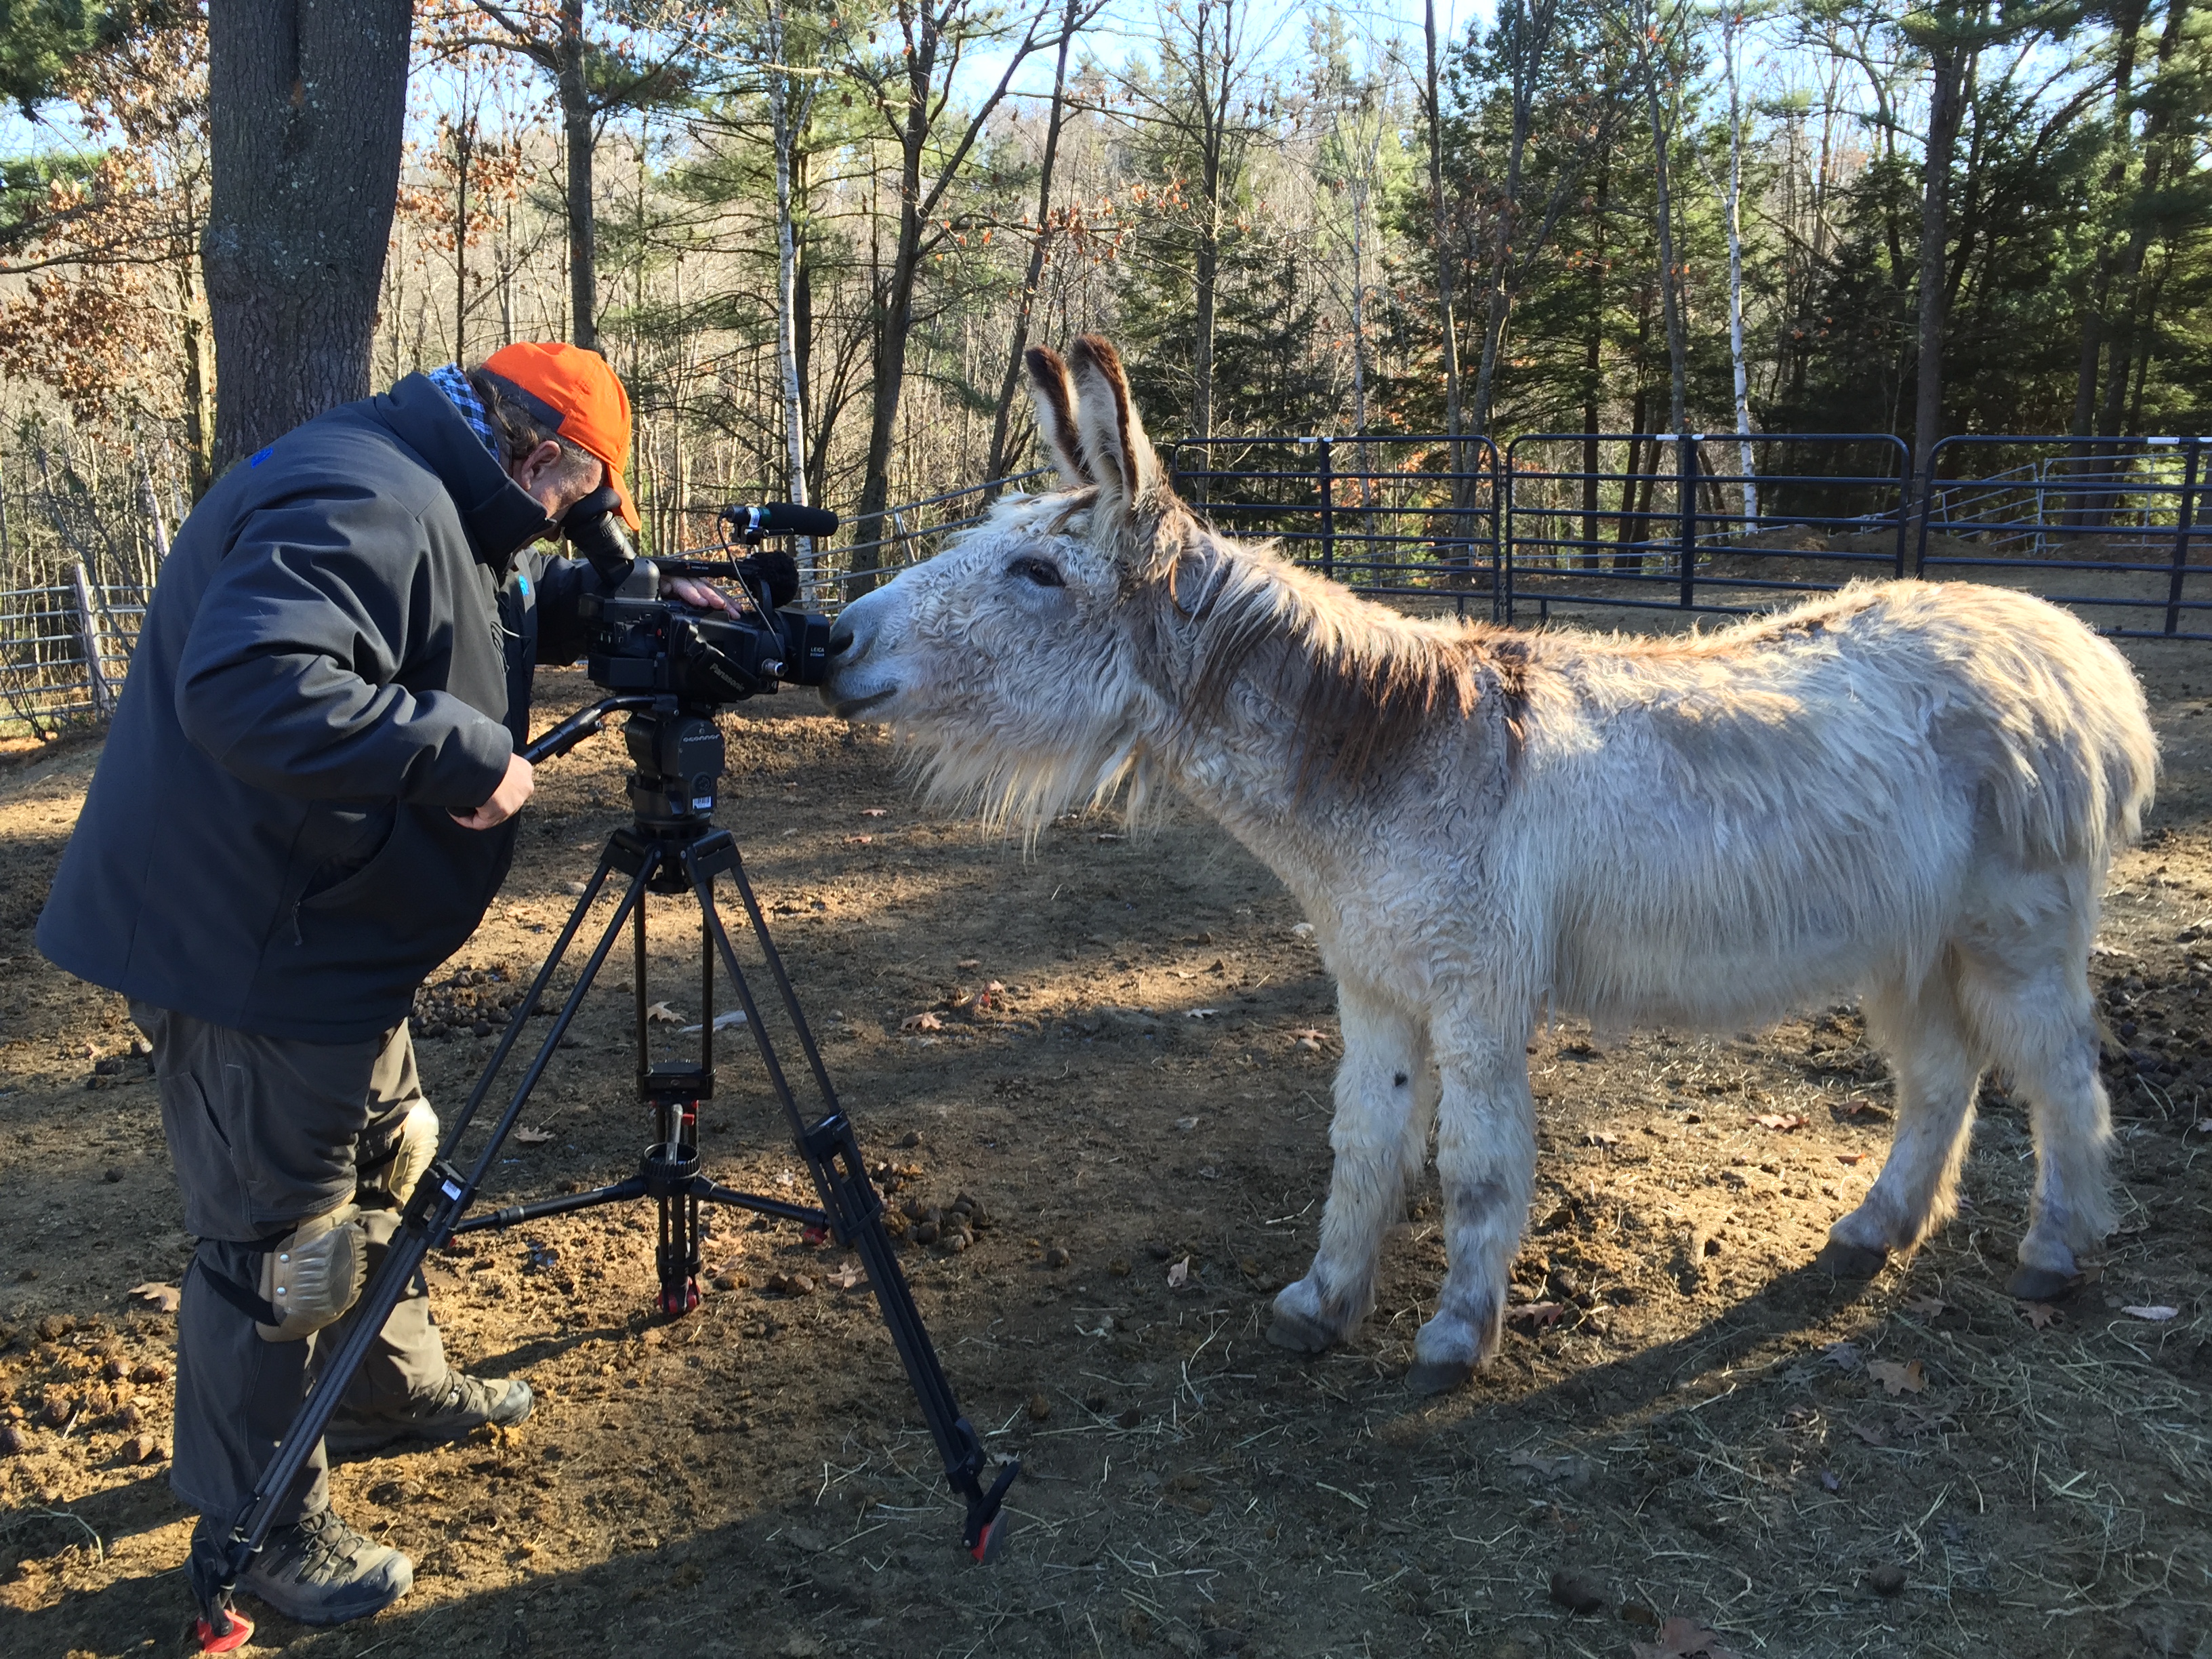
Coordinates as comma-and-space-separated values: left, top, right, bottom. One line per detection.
37, 372, 600, 1042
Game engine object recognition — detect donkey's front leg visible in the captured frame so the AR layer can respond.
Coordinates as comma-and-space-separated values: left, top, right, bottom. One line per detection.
1407, 1019, 1536, 1395
1268, 983, 1434, 1355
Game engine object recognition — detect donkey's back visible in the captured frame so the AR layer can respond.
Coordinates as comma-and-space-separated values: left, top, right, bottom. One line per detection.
1511, 581, 2158, 1036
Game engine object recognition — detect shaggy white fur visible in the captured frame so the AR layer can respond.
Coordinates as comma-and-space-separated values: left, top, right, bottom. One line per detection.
822, 335, 2160, 1394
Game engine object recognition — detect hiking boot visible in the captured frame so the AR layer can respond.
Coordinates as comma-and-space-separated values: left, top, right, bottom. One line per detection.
229, 1507, 412, 1626
324, 1372, 533, 1455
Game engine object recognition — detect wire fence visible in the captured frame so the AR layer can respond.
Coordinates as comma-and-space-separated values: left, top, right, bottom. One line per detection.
7, 429, 2201, 732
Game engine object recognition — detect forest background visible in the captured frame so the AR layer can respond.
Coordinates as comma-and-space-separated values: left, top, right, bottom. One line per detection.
0, 0, 2207, 601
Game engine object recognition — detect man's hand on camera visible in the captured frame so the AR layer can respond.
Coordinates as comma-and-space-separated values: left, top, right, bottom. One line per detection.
663, 575, 735, 613
454, 753, 535, 830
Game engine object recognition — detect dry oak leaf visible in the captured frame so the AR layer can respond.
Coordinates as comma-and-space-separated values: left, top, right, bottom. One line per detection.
901, 1011, 942, 1033
1836, 1151, 1868, 1166
1632, 1616, 1742, 1659
1850, 1419, 1890, 1447
1753, 1112, 1808, 1132
2022, 1302, 2060, 1330
644, 1002, 682, 1025
1866, 1358, 1927, 1396
1505, 1301, 1567, 1330
128, 1283, 181, 1315
861, 808, 886, 818
1166, 1256, 1191, 1290
514, 1127, 555, 1147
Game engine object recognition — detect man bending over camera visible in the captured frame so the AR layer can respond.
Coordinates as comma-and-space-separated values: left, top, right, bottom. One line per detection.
38, 344, 727, 1629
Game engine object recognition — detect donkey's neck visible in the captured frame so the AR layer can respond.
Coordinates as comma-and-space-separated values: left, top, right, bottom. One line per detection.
1141, 542, 1492, 903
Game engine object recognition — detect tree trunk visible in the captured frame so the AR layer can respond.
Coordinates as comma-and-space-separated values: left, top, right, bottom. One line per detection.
201, 0, 411, 470
1910, 35, 1969, 521
1191, 120, 1225, 443
1424, 0, 1462, 452
987, 0, 1077, 487
769, 3, 811, 509
1723, 10, 1755, 525
1581, 155, 1608, 565
558, 0, 597, 352
1645, 62, 1687, 438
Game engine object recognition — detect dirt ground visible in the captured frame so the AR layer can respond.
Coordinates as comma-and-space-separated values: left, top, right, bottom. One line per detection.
1, 620, 2208, 1659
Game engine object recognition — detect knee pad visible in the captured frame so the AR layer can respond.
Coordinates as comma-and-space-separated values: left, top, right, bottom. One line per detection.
357, 1099, 440, 1207
255, 1204, 369, 1343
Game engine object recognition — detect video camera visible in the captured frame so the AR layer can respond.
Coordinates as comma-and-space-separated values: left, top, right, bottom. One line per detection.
559, 485, 839, 707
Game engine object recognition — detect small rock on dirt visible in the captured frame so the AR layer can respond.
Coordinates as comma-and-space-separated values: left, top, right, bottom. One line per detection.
1044, 1246, 1071, 1269
122, 1433, 161, 1464
1868, 1563, 1907, 1597
1027, 1393, 1051, 1421
1547, 1568, 1606, 1614
35, 1315, 73, 1342
1116, 1407, 1143, 1429
103, 1166, 124, 1183
0, 1425, 26, 1455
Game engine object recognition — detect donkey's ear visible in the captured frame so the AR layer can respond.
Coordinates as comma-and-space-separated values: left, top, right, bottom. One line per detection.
1024, 346, 1092, 488
1067, 335, 1164, 518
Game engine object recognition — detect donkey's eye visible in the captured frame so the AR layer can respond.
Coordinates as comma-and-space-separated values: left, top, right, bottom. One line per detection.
1008, 556, 1065, 589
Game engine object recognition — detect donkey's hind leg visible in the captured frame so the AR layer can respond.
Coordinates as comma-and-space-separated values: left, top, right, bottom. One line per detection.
1269, 982, 1435, 1355
1952, 888, 2114, 1300
1819, 964, 1982, 1278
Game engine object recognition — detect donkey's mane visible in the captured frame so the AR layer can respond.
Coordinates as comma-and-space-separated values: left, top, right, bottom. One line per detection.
1166, 509, 1510, 788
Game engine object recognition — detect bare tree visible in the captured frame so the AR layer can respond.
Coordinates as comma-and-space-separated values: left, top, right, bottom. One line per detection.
986, 0, 1083, 487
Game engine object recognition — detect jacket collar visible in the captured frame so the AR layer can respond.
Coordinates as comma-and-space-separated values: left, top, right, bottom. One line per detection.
373, 373, 556, 569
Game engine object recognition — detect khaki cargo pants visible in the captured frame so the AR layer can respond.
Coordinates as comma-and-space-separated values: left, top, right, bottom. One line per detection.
133, 1004, 453, 1526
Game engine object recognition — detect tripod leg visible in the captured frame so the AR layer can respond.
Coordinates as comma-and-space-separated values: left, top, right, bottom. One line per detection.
680, 848, 1018, 1563
188, 853, 659, 1647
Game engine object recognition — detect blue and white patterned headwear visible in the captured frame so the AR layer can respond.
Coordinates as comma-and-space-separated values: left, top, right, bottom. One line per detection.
426, 363, 499, 458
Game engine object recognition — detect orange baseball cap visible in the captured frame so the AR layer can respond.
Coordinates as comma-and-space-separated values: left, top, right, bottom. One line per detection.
483, 342, 640, 531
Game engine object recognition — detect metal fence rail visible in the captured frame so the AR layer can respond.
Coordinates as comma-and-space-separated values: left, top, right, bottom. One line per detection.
1164, 435, 1504, 618
1917, 434, 2204, 640
9, 430, 2201, 731
1503, 432, 1912, 622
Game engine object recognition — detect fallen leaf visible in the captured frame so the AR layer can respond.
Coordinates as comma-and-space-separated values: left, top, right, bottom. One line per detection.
1753, 1112, 1808, 1132
514, 1127, 554, 1146
900, 1011, 942, 1032
844, 834, 873, 846
1836, 1098, 1893, 1122
128, 1282, 181, 1315
830, 1263, 865, 1291
1820, 1469, 1842, 1492
1505, 1301, 1567, 1329
2194, 1117, 2212, 1133
1187, 1008, 1218, 1019
2022, 1302, 2060, 1329
1289, 1027, 1329, 1043
2123, 1305, 2179, 1322
1866, 1358, 1927, 1396
1290, 922, 1315, 938
1586, 1130, 1620, 1147
957, 958, 981, 968
677, 1010, 749, 1036
1820, 1340, 1862, 1370
645, 1002, 681, 1025
1166, 1256, 1191, 1289
1904, 1294, 1947, 1317
1509, 1448, 1574, 1477
1850, 1419, 1890, 1447
1836, 1151, 1867, 1166
861, 808, 886, 818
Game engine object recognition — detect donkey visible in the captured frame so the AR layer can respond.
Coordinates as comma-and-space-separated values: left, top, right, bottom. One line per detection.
822, 336, 2158, 1394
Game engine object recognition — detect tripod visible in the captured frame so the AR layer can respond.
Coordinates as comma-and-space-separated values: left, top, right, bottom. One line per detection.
187, 693, 1017, 1653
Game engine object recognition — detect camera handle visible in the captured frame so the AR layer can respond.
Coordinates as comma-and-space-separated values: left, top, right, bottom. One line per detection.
186, 729, 1015, 1653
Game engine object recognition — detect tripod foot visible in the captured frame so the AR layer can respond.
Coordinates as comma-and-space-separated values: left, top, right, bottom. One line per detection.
194, 1607, 255, 1654
968, 1510, 1011, 1565
657, 1277, 700, 1317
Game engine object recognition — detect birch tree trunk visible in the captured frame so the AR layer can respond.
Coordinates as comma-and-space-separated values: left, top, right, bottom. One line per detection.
1723, 9, 1756, 524
767, 2, 815, 577
1423, 0, 1463, 454
986, 0, 1078, 487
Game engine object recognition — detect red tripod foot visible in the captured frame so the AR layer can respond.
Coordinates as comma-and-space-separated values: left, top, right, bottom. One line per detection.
195, 1606, 255, 1654
657, 1277, 700, 1316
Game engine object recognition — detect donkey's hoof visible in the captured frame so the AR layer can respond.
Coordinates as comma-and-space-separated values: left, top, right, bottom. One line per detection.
1814, 1240, 1889, 1280
1404, 1358, 1474, 1396
1267, 1309, 1336, 1355
2005, 1264, 2080, 1302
